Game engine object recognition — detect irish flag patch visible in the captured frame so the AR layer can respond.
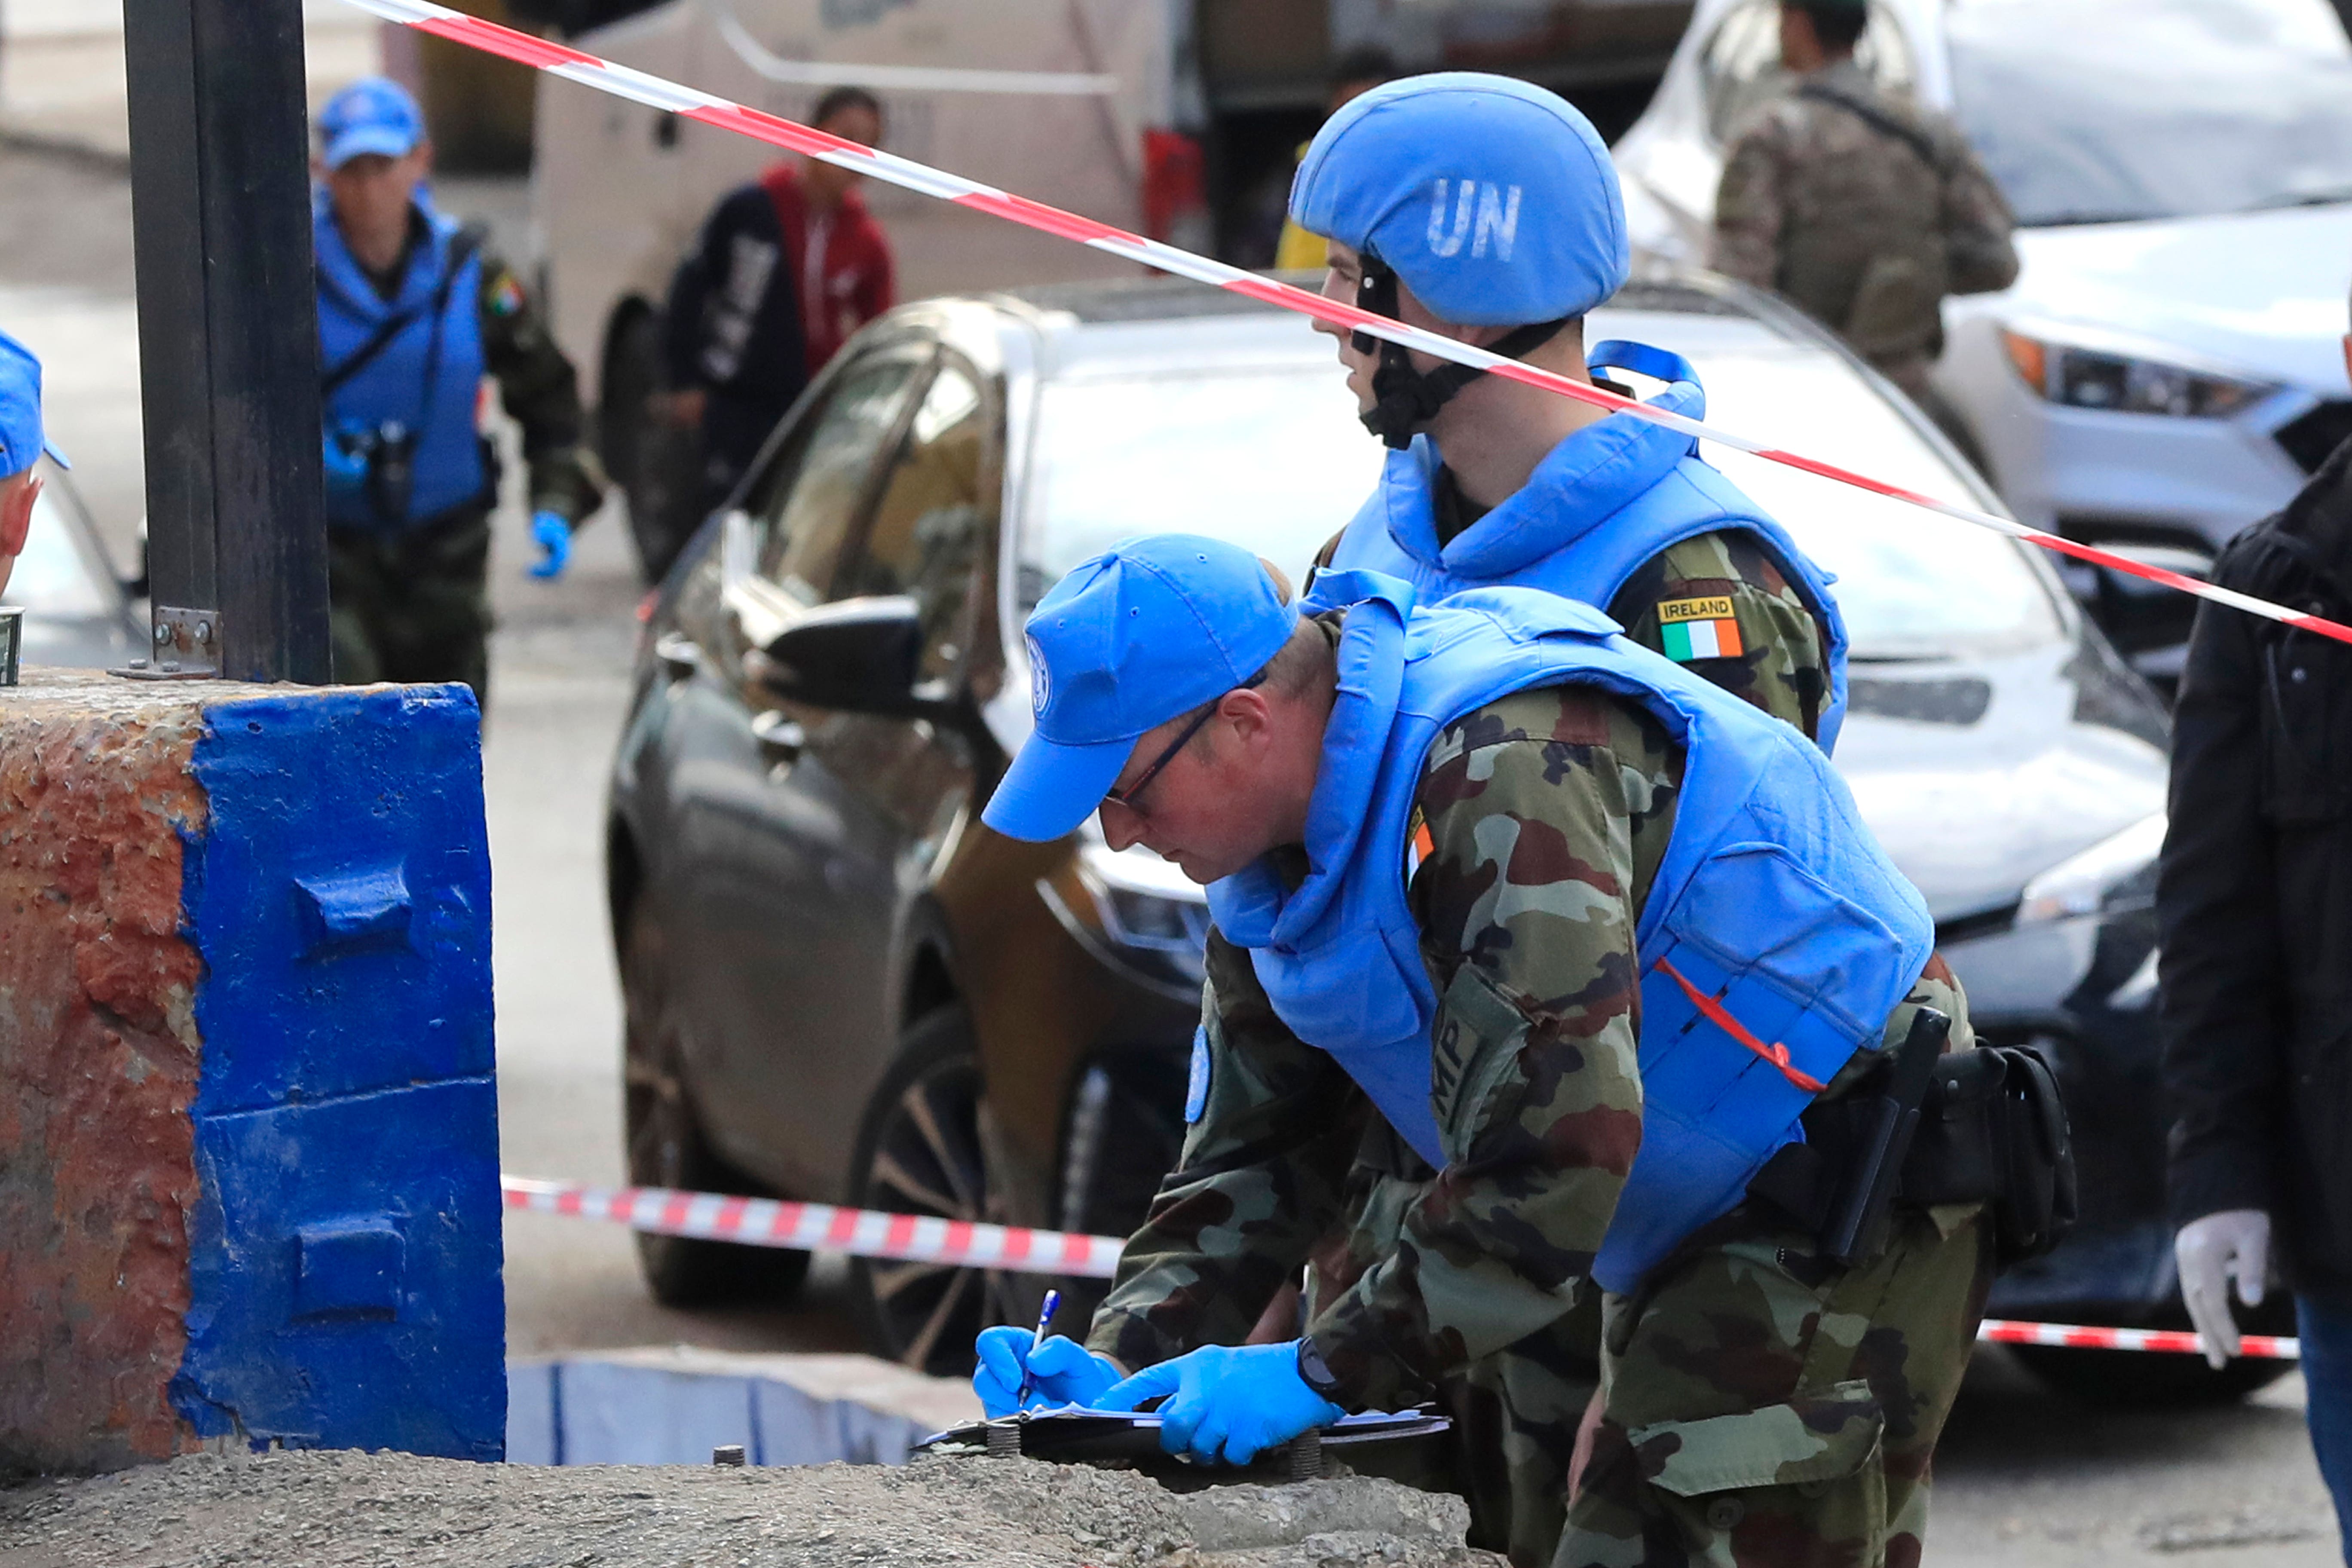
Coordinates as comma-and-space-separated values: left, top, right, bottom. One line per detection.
1658, 596, 1744, 661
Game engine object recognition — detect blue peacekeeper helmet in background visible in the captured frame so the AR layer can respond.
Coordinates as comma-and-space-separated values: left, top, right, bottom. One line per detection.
0, 329, 70, 479
984, 535, 1299, 844
1289, 72, 1629, 328
318, 77, 427, 171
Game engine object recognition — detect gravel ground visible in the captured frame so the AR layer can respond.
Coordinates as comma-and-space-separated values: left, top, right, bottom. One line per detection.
0, 1451, 1496, 1568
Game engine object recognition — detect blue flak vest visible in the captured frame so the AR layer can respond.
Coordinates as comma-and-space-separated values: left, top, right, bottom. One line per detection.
1325, 340, 1855, 753
1207, 571, 1931, 1294
315, 194, 488, 530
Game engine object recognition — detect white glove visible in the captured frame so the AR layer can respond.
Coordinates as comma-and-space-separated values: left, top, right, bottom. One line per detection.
2176, 1209, 2271, 1369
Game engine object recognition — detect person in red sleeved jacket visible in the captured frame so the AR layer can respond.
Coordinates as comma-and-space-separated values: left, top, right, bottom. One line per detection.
664, 86, 896, 516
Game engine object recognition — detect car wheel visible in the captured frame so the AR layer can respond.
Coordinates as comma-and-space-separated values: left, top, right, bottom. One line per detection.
600, 309, 700, 585
848, 1007, 1021, 1377
620, 905, 811, 1308
1052, 1054, 1186, 1332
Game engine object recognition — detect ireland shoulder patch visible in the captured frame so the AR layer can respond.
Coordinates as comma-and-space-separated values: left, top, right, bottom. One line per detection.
1657, 595, 1744, 662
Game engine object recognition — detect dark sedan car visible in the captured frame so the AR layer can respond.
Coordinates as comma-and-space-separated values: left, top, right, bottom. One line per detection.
607, 271, 2267, 1400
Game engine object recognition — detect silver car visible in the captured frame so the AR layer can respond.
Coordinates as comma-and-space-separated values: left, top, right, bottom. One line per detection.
1614, 0, 2352, 590
5, 459, 141, 673
613, 271, 2263, 1400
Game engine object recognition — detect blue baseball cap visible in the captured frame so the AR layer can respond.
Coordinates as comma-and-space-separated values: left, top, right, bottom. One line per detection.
0, 330, 68, 478
984, 535, 1299, 843
318, 77, 427, 170
1289, 73, 1628, 326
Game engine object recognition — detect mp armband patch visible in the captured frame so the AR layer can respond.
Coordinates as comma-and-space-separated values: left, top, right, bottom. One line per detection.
1657, 595, 1744, 662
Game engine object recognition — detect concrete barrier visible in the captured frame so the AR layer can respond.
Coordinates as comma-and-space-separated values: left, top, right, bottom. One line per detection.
0, 670, 503, 1474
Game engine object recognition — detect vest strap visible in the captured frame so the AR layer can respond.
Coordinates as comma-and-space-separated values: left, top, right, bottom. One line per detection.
1653, 954, 1826, 1093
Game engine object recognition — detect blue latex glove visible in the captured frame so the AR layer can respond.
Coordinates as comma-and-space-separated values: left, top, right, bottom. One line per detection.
529, 509, 573, 579
972, 1329, 1122, 1418
322, 430, 369, 499
1097, 1342, 1343, 1467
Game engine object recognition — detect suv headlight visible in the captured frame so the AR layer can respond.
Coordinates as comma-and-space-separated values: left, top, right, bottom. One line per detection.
1077, 838, 1210, 959
2016, 813, 2164, 926
2001, 330, 2274, 419
1034, 828, 1210, 995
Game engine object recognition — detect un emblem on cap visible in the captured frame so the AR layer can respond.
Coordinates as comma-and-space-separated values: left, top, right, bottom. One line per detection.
1026, 634, 1051, 716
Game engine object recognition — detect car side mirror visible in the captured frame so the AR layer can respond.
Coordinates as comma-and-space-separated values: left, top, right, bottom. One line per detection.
750, 594, 927, 713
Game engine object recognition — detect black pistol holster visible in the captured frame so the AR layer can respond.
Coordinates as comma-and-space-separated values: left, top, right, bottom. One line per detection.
1747, 1013, 2078, 1268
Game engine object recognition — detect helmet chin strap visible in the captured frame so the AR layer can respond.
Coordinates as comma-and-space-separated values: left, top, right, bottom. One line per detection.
1352, 253, 1571, 451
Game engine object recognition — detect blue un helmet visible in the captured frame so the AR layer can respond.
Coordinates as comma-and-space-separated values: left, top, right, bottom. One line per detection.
1289, 73, 1629, 447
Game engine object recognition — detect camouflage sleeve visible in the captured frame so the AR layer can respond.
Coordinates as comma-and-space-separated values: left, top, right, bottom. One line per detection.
478, 248, 608, 524
1304, 687, 1682, 1411
1085, 931, 1369, 1372
1608, 529, 1829, 741
1935, 126, 2020, 297
1709, 119, 1785, 290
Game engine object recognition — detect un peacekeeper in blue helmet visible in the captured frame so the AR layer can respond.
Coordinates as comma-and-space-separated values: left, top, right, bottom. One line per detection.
968, 536, 1988, 1567
0, 328, 69, 602
1292, 73, 1857, 751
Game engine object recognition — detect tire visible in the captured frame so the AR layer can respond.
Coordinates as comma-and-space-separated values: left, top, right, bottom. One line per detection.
1052, 1054, 1187, 1333
2012, 1344, 2294, 1406
599, 309, 701, 585
847, 1007, 1022, 1377
620, 905, 810, 1308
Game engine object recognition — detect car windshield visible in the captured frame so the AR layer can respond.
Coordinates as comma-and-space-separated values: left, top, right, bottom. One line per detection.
1022, 310, 2063, 662
1946, 0, 2352, 227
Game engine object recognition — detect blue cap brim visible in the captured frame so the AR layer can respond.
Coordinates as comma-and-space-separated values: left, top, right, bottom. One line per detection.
982, 729, 1135, 842
41, 437, 69, 471
324, 126, 420, 169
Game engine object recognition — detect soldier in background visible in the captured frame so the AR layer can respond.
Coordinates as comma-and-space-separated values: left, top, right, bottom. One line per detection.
313, 78, 606, 710
1710, 0, 2017, 431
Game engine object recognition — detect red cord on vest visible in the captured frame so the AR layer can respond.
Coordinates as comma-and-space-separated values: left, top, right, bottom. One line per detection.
1652, 955, 1827, 1093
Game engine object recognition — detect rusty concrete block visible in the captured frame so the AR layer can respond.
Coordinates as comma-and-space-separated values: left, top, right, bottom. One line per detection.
0, 669, 501, 1475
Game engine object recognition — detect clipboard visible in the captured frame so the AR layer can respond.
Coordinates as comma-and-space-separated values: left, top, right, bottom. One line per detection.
916, 1406, 1452, 1481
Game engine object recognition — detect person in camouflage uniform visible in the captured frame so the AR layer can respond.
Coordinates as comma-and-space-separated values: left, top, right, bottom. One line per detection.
1711, 0, 2018, 420
313, 78, 606, 710
1292, 74, 1850, 749
974, 538, 1988, 1568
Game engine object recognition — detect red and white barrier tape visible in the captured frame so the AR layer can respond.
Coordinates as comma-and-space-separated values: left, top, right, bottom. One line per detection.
1976, 1318, 2298, 1360
338, 0, 2352, 649
501, 1175, 1124, 1279
504, 1176, 2299, 1360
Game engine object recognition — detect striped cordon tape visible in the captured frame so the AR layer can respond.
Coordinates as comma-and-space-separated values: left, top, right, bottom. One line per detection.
502, 1176, 2300, 1360
339, 0, 2352, 647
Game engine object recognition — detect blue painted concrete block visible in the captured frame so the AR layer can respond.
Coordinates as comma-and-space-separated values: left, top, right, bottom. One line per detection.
169, 684, 503, 1460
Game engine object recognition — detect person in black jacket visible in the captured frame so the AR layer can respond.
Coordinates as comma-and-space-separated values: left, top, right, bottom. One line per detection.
662, 86, 893, 524
2160, 316, 2352, 1532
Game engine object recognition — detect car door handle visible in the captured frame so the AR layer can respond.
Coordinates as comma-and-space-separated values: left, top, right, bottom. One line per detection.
752, 709, 806, 763
652, 631, 700, 678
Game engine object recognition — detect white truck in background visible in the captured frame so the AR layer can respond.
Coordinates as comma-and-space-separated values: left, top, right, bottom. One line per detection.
527, 0, 1692, 571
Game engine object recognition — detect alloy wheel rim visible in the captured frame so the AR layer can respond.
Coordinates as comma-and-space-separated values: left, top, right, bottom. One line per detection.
863, 1057, 1015, 1373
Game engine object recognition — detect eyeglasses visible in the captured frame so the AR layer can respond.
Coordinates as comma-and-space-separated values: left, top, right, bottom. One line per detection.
1104, 674, 1265, 814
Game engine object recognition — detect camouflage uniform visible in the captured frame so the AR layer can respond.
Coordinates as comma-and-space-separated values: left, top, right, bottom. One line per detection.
1088, 667, 1985, 1567
328, 239, 606, 709
1711, 58, 2018, 410
1354, 482, 1832, 744
1607, 532, 1828, 745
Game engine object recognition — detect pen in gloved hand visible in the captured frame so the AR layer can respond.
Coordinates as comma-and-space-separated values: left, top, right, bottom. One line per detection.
1013, 1289, 1060, 1409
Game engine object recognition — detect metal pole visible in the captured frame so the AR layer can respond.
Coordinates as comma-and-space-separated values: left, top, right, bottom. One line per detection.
123, 0, 330, 684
